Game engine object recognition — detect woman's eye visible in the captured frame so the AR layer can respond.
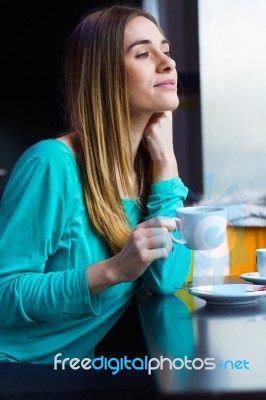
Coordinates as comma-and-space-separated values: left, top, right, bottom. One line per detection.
136, 52, 150, 58
164, 51, 171, 57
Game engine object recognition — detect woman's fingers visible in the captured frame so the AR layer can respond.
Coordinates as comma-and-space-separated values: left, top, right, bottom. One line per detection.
113, 217, 176, 283
146, 231, 173, 253
133, 226, 173, 254
135, 227, 168, 239
132, 217, 175, 258
136, 216, 176, 232
145, 247, 170, 261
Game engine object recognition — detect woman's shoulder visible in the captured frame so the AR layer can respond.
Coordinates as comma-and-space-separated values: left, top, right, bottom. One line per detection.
3, 139, 81, 203
21, 139, 76, 165
10, 139, 80, 180
9, 138, 80, 188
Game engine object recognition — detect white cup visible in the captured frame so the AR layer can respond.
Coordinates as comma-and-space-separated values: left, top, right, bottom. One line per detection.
171, 206, 227, 250
256, 249, 266, 277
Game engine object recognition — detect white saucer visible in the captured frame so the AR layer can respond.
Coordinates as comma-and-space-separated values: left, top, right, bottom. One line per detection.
240, 272, 266, 285
189, 284, 266, 306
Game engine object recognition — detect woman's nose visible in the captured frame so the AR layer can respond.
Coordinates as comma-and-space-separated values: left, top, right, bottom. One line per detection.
157, 54, 176, 72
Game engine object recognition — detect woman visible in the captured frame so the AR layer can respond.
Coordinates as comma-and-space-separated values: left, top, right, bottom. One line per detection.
0, 5, 191, 365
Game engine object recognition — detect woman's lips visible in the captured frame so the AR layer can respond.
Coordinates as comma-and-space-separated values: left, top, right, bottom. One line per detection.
154, 79, 177, 89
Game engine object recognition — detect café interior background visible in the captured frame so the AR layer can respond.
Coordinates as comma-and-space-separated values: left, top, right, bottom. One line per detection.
1, 0, 266, 203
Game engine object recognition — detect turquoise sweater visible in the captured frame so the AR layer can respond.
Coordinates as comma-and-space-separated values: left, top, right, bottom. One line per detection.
0, 140, 191, 363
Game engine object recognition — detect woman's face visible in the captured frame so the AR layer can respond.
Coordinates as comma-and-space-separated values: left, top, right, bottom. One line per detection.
124, 16, 179, 117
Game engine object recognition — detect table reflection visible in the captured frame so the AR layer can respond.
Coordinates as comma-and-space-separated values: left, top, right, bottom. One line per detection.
139, 285, 266, 397
139, 293, 194, 392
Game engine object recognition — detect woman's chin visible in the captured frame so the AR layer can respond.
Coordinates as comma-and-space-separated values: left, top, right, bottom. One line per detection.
164, 97, 179, 111
161, 101, 179, 112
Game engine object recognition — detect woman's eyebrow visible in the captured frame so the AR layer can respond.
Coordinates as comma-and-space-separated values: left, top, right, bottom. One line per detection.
126, 38, 170, 52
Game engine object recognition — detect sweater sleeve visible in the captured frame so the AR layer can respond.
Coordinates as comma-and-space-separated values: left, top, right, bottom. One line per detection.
0, 153, 100, 327
142, 178, 192, 295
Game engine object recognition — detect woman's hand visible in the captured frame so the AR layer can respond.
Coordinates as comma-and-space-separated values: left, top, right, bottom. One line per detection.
87, 217, 176, 295
111, 217, 176, 282
143, 111, 179, 182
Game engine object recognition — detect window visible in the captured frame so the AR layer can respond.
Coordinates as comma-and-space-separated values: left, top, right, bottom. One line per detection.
198, 0, 266, 196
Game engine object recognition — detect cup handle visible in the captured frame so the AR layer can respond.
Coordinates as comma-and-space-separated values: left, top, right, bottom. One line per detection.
171, 217, 187, 245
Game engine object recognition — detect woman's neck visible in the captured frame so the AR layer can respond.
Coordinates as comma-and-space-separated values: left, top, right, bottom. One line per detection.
129, 112, 153, 160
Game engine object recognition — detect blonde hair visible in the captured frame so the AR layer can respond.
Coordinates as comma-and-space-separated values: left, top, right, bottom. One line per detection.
64, 5, 157, 253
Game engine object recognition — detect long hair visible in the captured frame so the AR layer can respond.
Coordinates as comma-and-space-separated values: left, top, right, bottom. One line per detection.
64, 5, 157, 254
